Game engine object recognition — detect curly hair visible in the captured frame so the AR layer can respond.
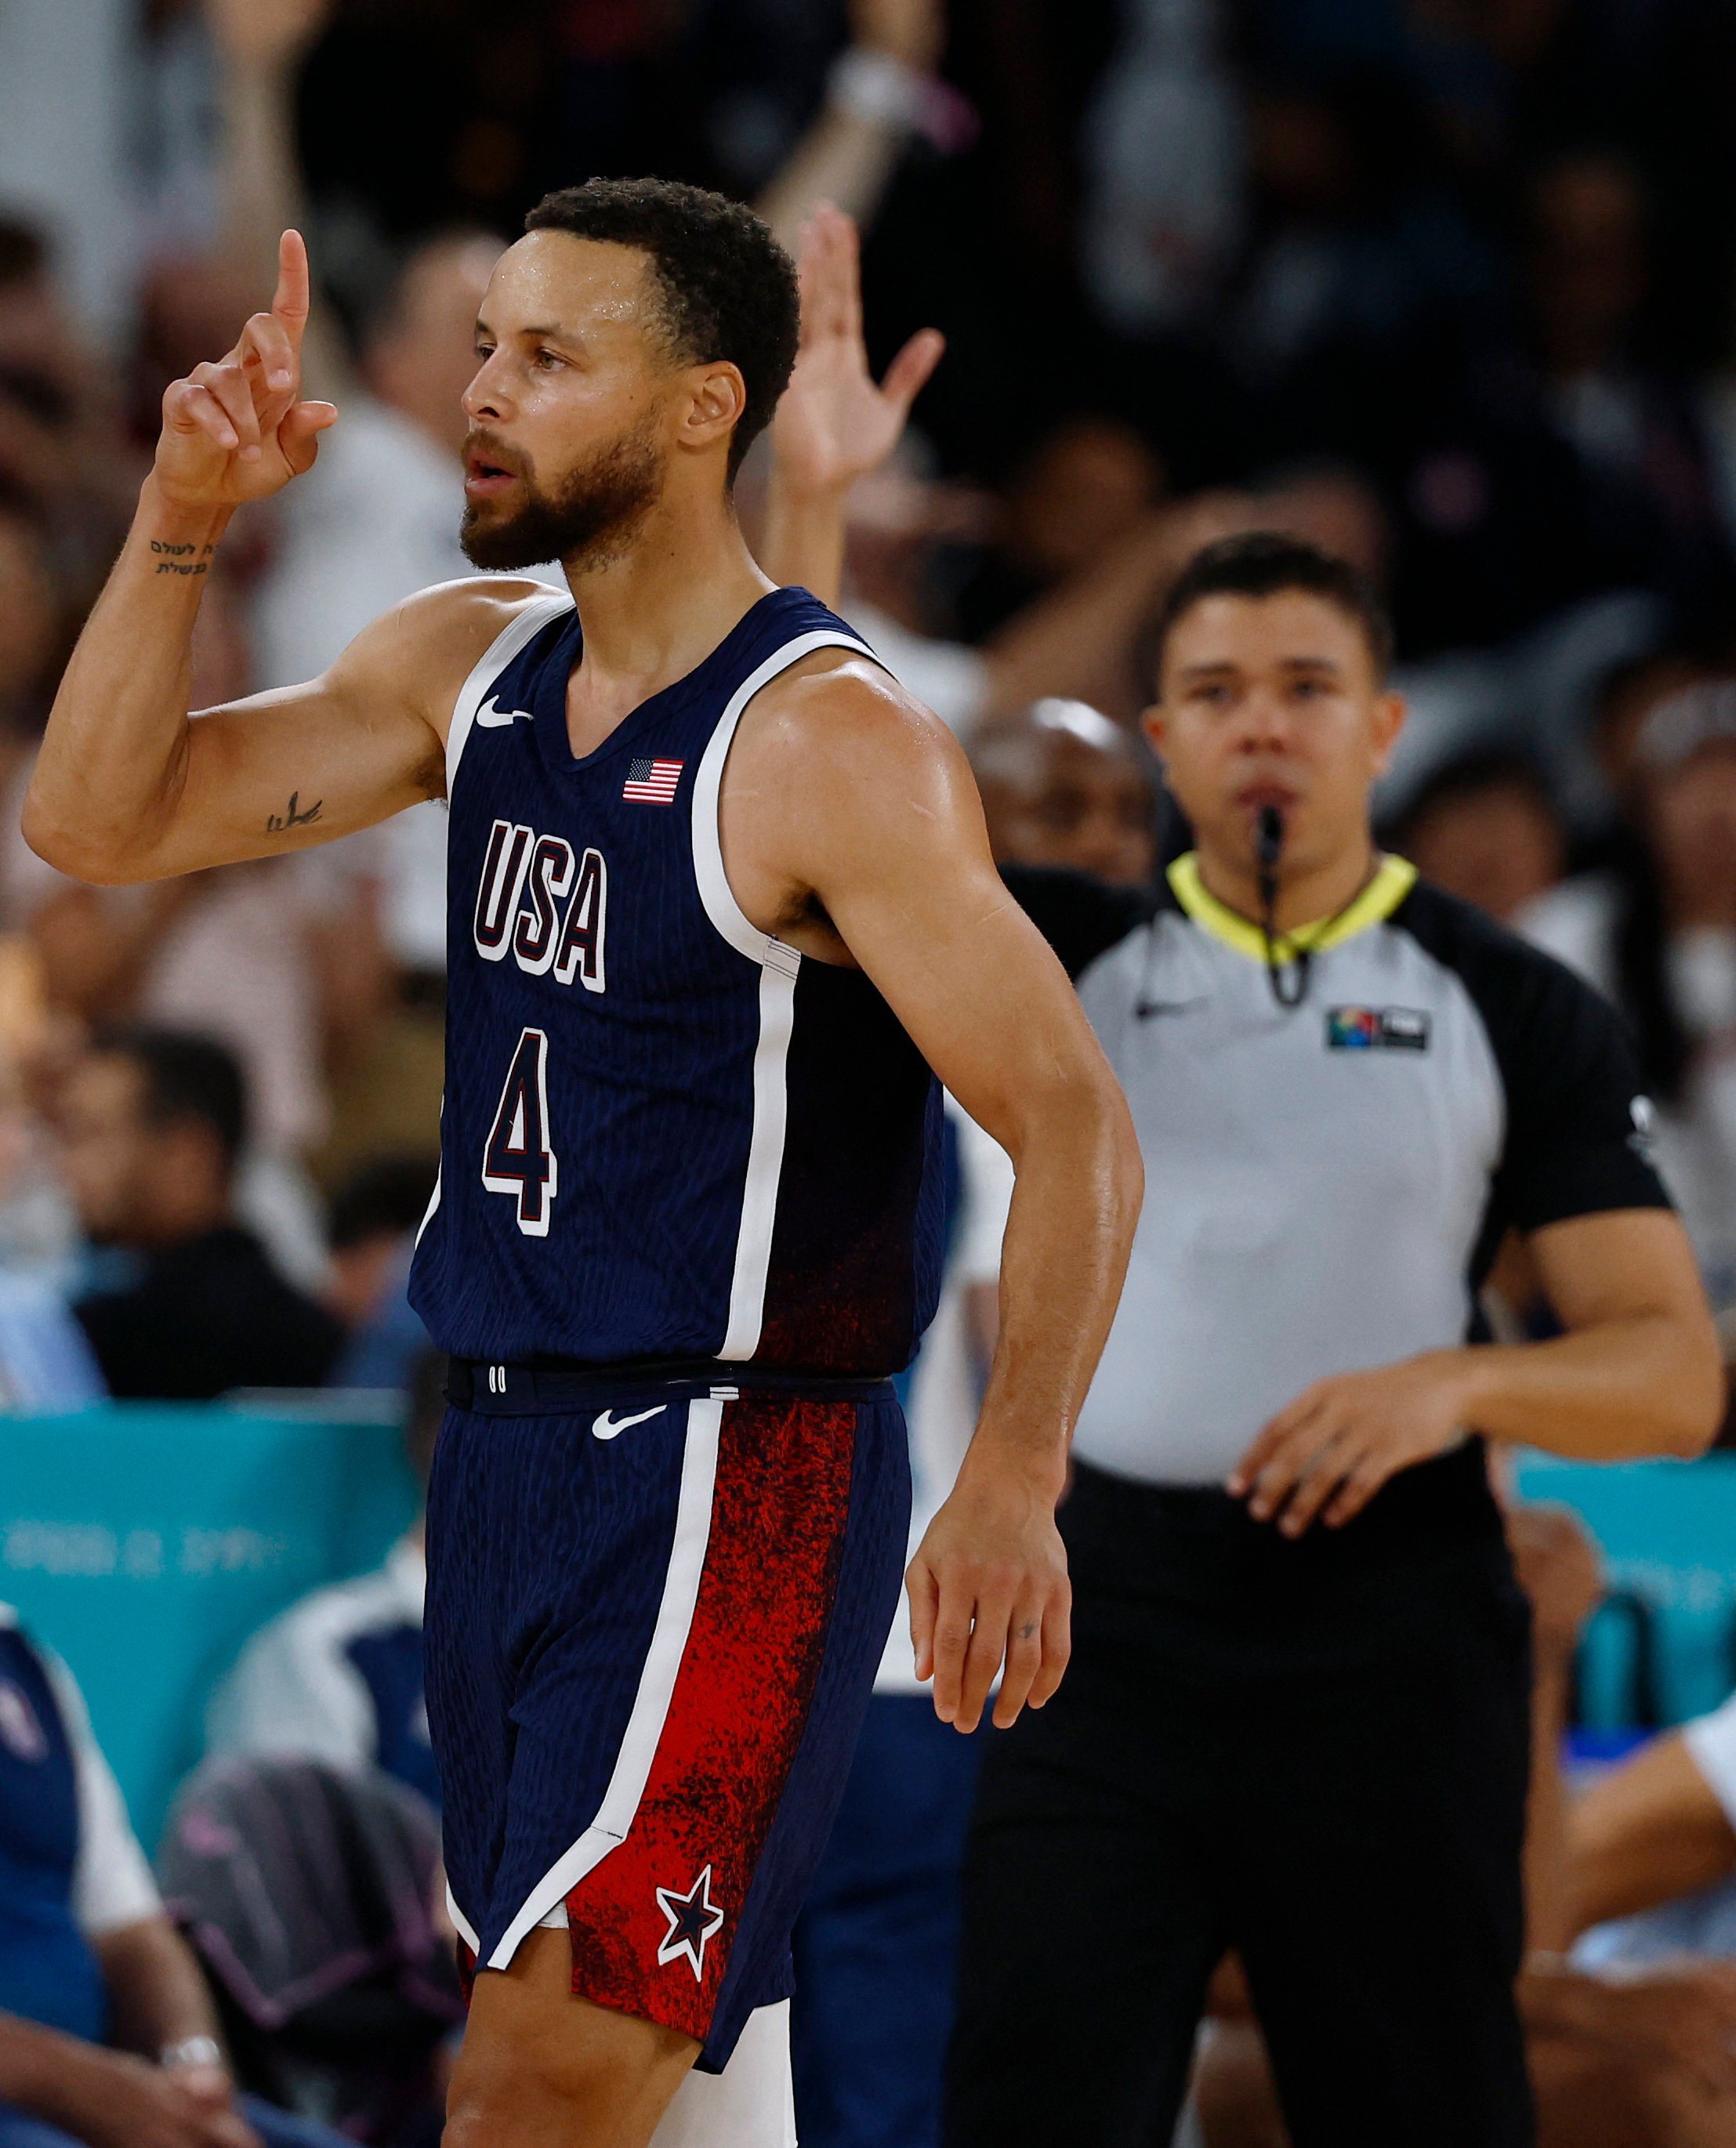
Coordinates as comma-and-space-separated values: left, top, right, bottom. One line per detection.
524, 178, 799, 480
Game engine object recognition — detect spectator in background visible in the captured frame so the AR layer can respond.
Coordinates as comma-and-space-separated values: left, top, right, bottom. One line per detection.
1386, 747, 1567, 923
952, 415, 1165, 642
1565, 1690, 1736, 1975
0, 1041, 100, 1411
1521, 680, 1736, 1317
969, 701, 1158, 889
323, 1155, 439, 1393
0, 1601, 346, 2148
13, 557, 382, 1284
205, 1349, 444, 1812
1191, 1507, 1736, 2147
60, 1028, 342, 1400
0, 219, 140, 607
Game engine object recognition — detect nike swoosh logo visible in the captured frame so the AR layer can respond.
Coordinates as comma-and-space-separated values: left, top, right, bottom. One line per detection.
592, 1404, 669, 1441
1135, 998, 1208, 1019
475, 696, 536, 728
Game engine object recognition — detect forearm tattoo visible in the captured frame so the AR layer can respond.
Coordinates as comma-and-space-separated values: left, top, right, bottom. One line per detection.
266, 791, 323, 833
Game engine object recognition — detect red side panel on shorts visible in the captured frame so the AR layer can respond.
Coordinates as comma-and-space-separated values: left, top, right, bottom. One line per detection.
562, 1393, 857, 2041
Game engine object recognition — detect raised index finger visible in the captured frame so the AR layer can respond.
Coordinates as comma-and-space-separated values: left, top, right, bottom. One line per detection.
272, 229, 312, 350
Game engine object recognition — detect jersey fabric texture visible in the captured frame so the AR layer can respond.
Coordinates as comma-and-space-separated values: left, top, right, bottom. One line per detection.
1007, 854, 1671, 1486
426, 1371, 909, 2074
408, 582, 944, 1377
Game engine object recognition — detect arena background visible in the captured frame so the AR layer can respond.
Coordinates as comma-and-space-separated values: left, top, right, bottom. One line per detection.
0, 2, 1734, 2144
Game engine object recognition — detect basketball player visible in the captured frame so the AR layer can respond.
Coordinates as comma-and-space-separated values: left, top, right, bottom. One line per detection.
24, 182, 1143, 2148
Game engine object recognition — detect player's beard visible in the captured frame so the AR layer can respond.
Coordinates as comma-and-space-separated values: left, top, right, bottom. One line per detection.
460, 416, 665, 574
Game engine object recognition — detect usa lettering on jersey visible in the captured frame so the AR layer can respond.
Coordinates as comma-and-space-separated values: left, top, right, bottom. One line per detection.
473, 817, 607, 992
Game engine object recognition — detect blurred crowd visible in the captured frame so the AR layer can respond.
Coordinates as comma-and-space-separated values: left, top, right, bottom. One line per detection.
0, 0, 1727, 1416
0, 0, 1733, 2144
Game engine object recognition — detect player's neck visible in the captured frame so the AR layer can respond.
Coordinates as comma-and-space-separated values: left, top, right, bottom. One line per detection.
1195, 828, 1380, 938
561, 488, 772, 717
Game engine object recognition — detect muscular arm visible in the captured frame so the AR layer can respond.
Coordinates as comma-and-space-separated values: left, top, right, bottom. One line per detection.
22, 232, 509, 886
1461, 1211, 1722, 1459
1235, 1210, 1723, 1536
724, 660, 1143, 1731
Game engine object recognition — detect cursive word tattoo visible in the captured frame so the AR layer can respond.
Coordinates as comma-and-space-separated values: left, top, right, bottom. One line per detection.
266, 791, 323, 833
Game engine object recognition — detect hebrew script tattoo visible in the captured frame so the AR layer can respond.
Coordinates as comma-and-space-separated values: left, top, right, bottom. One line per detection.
151, 540, 217, 578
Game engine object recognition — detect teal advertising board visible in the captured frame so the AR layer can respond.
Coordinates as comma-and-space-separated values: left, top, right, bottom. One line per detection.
0, 1398, 417, 1846
1513, 1452, 1736, 1730
1, 1411, 1731, 1846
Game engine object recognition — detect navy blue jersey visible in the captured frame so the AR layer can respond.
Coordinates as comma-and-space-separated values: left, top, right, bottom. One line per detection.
409, 585, 944, 1376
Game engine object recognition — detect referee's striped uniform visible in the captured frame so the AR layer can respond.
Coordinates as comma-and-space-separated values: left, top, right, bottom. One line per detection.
945, 853, 1672, 2148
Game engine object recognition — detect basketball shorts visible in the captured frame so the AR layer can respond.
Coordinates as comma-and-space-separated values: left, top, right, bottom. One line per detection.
425, 1362, 911, 2074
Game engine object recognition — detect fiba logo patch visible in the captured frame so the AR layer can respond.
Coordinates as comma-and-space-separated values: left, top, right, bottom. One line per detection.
1325, 1005, 1430, 1052
655, 1864, 725, 1980
0, 1680, 49, 1762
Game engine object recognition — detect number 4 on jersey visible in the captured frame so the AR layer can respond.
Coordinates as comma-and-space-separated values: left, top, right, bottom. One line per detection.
483, 1027, 557, 1236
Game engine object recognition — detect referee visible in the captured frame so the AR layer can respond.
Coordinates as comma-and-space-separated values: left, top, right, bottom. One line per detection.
944, 534, 1724, 2148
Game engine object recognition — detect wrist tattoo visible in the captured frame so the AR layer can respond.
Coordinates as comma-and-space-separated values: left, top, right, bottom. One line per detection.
266, 790, 323, 833
150, 539, 217, 578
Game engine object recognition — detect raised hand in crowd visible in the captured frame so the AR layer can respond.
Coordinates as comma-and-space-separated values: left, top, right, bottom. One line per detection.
761, 204, 943, 604
850, 0, 947, 74
201, 0, 336, 72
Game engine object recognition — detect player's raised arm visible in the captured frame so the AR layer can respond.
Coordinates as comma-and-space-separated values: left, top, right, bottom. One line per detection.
24, 231, 452, 885
730, 660, 1144, 1734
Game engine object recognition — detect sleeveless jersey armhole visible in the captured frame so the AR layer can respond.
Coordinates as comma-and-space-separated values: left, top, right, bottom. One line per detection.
690, 628, 875, 967
445, 590, 576, 799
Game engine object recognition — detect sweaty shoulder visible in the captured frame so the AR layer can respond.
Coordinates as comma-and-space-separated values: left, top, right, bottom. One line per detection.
719, 649, 1002, 951
324, 574, 562, 755
731, 650, 982, 849
743, 647, 966, 773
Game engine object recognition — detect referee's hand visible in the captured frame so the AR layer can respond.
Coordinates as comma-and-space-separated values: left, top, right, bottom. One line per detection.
906, 1471, 1072, 1733
1229, 1351, 1473, 1535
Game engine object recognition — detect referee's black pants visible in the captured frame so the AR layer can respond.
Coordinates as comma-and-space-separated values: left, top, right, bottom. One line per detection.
944, 1448, 1535, 2148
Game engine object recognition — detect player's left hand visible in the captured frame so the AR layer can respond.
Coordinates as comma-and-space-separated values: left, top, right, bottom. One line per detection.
772, 203, 944, 498
1228, 1350, 1477, 1535
907, 1465, 1071, 1733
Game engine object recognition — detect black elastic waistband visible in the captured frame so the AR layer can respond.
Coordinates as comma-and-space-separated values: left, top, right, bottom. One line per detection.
447, 1355, 897, 1415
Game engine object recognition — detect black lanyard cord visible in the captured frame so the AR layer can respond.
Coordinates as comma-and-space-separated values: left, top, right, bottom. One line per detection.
1256, 806, 1310, 1009
1254, 808, 1379, 1011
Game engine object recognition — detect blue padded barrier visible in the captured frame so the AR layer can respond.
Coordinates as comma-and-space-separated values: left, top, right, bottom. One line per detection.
0, 1397, 417, 1844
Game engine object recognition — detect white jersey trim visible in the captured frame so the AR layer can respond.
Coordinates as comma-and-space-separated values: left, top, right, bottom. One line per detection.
483, 1394, 723, 1969
444, 588, 574, 799
445, 1882, 481, 1955
690, 627, 874, 1359
690, 628, 874, 963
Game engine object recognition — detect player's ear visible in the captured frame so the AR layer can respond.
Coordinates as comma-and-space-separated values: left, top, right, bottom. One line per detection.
1368, 689, 1406, 777
681, 360, 747, 455
1140, 701, 1167, 760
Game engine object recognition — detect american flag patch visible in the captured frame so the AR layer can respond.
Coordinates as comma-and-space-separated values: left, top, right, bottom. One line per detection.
622, 757, 683, 803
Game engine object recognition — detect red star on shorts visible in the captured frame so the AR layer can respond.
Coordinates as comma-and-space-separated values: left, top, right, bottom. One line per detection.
655, 1864, 725, 1981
